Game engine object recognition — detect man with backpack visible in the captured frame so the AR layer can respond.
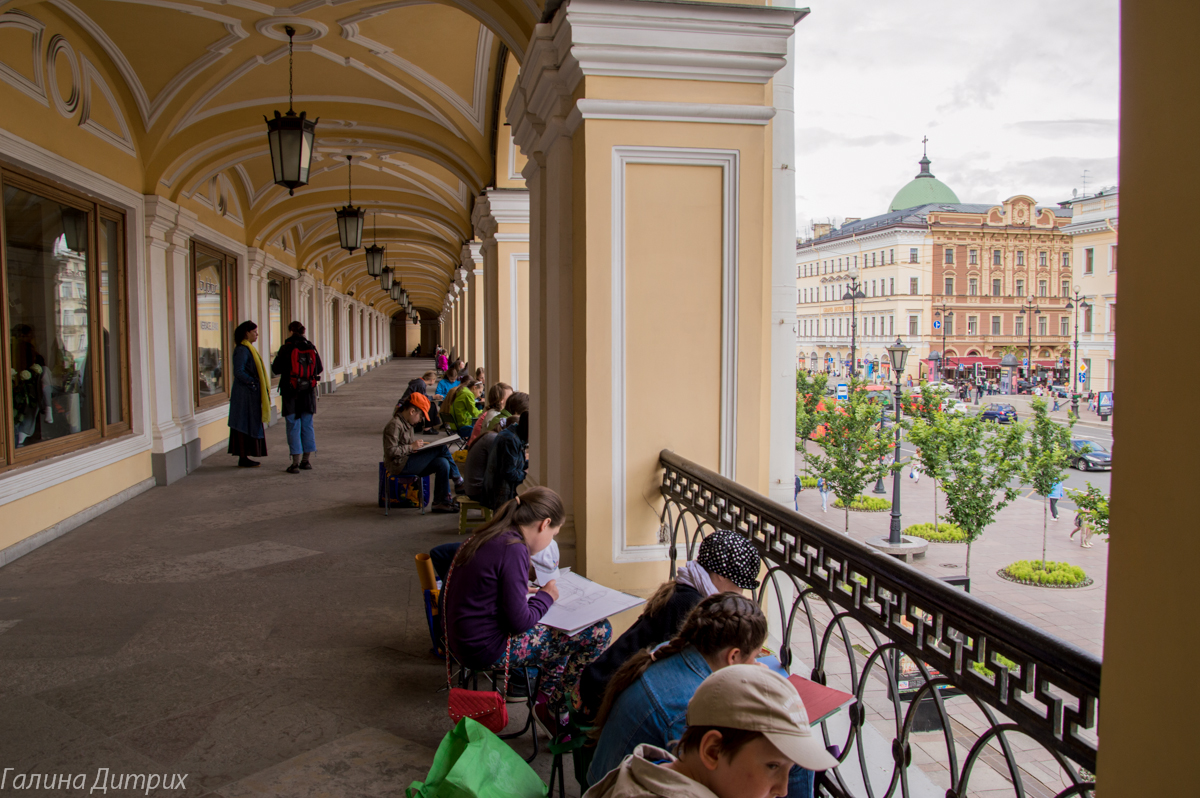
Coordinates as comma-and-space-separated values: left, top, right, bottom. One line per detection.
272, 321, 324, 474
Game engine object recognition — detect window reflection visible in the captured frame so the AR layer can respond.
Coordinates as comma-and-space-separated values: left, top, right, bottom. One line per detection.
4, 187, 95, 447
195, 252, 225, 399
99, 217, 124, 425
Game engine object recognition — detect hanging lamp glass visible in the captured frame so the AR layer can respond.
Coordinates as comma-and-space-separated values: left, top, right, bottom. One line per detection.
265, 26, 317, 196
335, 155, 365, 252
380, 264, 393, 291
390, 281, 403, 301
364, 211, 384, 276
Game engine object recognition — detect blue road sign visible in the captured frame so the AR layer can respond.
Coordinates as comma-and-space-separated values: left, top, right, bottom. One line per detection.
933, 320, 941, 330
1079, 373, 1086, 383
1023, 358, 1029, 367
836, 383, 848, 400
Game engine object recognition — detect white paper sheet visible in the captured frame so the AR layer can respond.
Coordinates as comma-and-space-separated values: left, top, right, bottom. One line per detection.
534, 565, 570, 587
538, 572, 645, 636
417, 433, 460, 448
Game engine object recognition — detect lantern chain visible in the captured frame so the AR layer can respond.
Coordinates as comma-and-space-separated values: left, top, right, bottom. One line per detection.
285, 25, 295, 113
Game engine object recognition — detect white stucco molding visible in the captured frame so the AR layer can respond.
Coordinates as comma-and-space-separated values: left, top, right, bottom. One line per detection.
509, 0, 805, 157
567, 99, 775, 131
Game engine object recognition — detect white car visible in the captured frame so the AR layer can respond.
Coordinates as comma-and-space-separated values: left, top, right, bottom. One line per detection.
940, 398, 968, 414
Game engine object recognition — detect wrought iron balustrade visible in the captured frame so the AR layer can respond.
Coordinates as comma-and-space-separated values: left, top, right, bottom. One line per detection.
658, 449, 1099, 798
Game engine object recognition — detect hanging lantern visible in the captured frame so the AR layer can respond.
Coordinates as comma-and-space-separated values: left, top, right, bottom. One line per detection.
335, 155, 365, 252
390, 281, 403, 301
264, 26, 317, 196
380, 265, 393, 291
60, 206, 89, 252
364, 211, 384, 277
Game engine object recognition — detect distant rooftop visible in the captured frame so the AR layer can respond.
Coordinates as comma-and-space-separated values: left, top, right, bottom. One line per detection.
799, 202, 1073, 248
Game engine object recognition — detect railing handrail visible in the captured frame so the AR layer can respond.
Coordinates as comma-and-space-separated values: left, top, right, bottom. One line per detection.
659, 448, 1100, 775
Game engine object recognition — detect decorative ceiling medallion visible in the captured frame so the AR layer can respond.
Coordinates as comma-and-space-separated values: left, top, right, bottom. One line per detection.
255, 17, 327, 42
46, 34, 79, 118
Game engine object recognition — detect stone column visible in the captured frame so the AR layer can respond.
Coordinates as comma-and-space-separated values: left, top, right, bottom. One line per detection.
463, 243, 485, 371
508, 0, 803, 585
143, 197, 198, 484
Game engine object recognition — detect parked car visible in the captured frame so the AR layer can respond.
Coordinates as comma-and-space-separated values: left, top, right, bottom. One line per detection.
1071, 439, 1112, 471
981, 403, 1018, 424
940, 398, 969, 415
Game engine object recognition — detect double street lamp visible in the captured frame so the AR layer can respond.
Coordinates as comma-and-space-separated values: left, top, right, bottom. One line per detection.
1065, 287, 1091, 416
1019, 296, 1041, 384
886, 338, 911, 544
842, 266, 866, 378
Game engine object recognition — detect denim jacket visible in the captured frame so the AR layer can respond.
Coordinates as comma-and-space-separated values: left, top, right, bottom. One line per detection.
588, 645, 710, 785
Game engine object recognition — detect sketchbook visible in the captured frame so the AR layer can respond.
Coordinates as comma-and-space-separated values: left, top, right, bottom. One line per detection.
418, 433, 460, 448
538, 572, 645, 636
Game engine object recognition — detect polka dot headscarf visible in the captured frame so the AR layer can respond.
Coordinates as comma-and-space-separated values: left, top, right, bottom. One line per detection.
696, 529, 761, 590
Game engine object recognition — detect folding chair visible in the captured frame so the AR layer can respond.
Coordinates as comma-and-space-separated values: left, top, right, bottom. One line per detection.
380, 464, 433, 515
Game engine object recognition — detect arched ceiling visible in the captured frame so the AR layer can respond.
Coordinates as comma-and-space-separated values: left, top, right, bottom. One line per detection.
4, 0, 542, 314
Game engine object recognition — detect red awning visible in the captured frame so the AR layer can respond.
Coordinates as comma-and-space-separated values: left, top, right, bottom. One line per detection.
922, 357, 1063, 368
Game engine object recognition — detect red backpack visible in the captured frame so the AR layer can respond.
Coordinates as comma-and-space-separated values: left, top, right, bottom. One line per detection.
290, 348, 317, 391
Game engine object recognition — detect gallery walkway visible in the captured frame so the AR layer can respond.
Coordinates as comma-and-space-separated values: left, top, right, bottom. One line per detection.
0, 360, 561, 796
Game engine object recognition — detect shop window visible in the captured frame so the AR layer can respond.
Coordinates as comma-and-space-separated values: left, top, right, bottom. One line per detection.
267, 274, 290, 384
192, 242, 237, 409
2, 170, 130, 465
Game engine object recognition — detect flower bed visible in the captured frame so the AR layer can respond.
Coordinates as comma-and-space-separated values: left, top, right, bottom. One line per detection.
834, 495, 891, 512
903, 522, 968, 543
998, 560, 1093, 588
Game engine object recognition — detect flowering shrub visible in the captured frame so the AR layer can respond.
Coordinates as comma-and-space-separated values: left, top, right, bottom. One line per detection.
999, 560, 1091, 587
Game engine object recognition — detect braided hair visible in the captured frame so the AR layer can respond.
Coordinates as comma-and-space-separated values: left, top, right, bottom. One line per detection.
590, 593, 767, 735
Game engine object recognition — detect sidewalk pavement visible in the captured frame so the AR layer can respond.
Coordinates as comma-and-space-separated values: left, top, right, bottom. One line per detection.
795, 448, 1107, 658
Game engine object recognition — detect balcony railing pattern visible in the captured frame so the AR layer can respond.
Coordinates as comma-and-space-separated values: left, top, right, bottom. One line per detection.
658, 450, 1099, 798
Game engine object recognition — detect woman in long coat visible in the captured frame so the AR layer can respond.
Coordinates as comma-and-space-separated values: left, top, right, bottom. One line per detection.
228, 321, 270, 466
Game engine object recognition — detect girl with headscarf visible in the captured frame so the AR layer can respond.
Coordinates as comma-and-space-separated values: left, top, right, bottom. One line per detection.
228, 321, 269, 467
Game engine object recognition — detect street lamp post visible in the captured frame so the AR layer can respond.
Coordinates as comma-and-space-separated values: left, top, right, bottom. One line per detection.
1019, 296, 1041, 386
886, 338, 911, 544
1064, 287, 1091, 417
842, 266, 867, 380
933, 302, 953, 381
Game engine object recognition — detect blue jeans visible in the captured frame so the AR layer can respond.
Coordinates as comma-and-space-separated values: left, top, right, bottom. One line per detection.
401, 446, 456, 503
285, 413, 315, 455
789, 763, 815, 798
430, 542, 462, 583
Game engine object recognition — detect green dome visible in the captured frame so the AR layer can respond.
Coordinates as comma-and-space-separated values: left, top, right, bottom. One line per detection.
889, 155, 960, 212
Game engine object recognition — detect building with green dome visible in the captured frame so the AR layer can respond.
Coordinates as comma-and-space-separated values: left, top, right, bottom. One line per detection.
889, 153, 961, 212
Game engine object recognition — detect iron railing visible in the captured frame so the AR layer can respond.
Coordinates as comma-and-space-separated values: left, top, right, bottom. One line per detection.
659, 449, 1099, 798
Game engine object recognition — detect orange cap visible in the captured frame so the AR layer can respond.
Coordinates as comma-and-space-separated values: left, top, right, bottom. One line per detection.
407, 392, 431, 420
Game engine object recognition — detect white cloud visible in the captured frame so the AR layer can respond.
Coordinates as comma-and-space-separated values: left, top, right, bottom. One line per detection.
791, 1, 1120, 235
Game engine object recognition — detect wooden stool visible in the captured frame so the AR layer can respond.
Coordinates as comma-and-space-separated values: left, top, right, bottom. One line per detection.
457, 497, 492, 534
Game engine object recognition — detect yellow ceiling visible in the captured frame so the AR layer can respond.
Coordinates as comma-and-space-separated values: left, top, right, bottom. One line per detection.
4, 0, 542, 314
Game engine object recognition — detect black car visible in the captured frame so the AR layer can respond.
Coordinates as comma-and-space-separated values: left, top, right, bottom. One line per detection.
1015, 380, 1035, 395
1071, 439, 1112, 471
981, 403, 1018, 424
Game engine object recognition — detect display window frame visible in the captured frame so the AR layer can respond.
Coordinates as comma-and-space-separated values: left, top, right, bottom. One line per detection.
191, 241, 238, 411
0, 167, 132, 470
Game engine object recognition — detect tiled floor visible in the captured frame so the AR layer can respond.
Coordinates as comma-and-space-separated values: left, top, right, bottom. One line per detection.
0, 360, 560, 797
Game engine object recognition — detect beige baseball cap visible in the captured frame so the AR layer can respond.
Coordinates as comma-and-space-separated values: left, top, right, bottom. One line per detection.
686, 664, 841, 771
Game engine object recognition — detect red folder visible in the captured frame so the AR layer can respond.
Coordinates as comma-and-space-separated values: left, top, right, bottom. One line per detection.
787, 674, 856, 725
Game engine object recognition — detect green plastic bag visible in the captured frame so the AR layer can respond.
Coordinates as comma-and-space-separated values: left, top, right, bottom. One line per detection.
406, 718, 548, 798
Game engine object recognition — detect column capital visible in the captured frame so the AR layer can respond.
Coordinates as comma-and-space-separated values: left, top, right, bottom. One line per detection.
144, 195, 197, 247
461, 241, 484, 268
471, 188, 530, 241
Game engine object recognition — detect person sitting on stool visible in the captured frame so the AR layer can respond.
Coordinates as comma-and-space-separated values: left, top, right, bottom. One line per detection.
383, 392, 461, 513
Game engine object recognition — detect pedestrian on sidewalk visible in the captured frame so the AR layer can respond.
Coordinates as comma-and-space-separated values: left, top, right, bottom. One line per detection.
817, 476, 830, 513
1048, 480, 1064, 521
272, 321, 323, 474
228, 321, 269, 467
794, 474, 802, 511
1070, 513, 1094, 548
908, 453, 922, 485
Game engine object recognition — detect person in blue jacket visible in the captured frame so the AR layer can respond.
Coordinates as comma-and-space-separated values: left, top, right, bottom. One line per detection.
1048, 480, 1065, 521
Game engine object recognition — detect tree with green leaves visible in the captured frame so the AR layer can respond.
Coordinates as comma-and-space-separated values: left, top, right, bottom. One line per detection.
1068, 482, 1109, 540
795, 370, 830, 447
908, 412, 1027, 579
802, 381, 896, 533
1024, 398, 1077, 568
901, 383, 952, 536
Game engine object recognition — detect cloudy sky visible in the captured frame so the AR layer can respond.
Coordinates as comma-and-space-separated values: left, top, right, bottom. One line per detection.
790, 1, 1120, 234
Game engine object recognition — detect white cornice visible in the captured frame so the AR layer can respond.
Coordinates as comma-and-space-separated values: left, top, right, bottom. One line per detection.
567, 99, 774, 130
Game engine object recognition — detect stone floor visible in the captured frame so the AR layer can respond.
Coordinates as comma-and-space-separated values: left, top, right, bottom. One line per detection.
0, 359, 559, 797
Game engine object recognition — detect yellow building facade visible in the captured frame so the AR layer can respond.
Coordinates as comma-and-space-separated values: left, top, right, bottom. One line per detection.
1061, 188, 1118, 392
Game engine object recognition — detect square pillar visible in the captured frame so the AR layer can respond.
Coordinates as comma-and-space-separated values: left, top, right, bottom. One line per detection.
509, 0, 803, 587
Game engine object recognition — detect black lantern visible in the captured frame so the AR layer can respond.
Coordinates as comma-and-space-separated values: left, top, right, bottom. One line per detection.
264, 26, 317, 196
364, 212, 384, 277
335, 155, 365, 252
887, 338, 911, 374
60, 206, 89, 252
390, 281, 403, 302
380, 265, 393, 291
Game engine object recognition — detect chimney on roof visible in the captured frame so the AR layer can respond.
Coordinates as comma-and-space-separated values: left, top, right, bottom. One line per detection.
813, 222, 832, 239
844, 217, 860, 224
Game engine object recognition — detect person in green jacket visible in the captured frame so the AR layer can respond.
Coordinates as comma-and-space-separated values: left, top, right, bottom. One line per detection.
450, 380, 484, 439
